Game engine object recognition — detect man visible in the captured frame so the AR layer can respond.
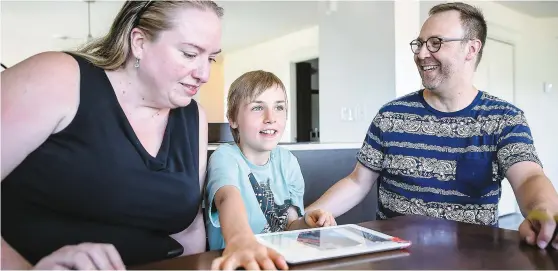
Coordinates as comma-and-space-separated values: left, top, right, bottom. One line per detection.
306, 2, 558, 250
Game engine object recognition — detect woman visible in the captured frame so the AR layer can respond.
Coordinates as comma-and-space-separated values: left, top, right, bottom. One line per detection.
1, 1, 222, 269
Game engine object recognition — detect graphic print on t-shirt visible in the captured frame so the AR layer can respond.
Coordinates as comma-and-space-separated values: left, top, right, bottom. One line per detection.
248, 173, 301, 233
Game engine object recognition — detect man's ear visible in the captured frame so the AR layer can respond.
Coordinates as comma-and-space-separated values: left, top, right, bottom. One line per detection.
130, 28, 147, 59
466, 39, 482, 62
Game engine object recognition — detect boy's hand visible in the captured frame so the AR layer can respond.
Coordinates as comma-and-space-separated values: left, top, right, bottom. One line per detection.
304, 209, 336, 228
211, 234, 288, 271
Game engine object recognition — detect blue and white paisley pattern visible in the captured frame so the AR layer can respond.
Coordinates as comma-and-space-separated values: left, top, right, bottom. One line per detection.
357, 90, 541, 226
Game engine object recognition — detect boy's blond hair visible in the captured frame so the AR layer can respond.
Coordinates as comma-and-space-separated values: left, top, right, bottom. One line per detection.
226, 70, 287, 143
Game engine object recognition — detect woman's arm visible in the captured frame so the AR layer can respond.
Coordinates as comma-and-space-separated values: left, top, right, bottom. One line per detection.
1, 239, 32, 270
1, 52, 80, 269
1, 52, 79, 180
1, 52, 125, 270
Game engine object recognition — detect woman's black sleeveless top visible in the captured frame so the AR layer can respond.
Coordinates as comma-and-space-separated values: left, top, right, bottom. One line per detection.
1, 53, 201, 266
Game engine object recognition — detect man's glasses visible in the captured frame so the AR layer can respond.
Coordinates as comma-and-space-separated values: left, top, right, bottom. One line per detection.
410, 37, 467, 54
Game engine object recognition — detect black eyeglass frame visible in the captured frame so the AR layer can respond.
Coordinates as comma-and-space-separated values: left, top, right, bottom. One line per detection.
409, 37, 468, 54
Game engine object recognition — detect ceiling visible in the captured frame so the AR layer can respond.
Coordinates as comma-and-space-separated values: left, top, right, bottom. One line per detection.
497, 1, 558, 18
2, 0, 555, 61
1, 0, 321, 53
217, 1, 321, 52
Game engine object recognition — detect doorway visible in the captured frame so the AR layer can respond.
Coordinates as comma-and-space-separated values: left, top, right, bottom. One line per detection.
473, 38, 517, 217
294, 58, 320, 143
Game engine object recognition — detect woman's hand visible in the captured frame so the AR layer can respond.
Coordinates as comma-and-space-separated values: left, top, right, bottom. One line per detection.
211, 234, 288, 271
33, 243, 125, 270
304, 209, 337, 228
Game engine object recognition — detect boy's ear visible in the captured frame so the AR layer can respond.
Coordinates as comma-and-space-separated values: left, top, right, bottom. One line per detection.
229, 120, 238, 129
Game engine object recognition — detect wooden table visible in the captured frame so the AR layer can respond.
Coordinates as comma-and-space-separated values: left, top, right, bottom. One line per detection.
132, 215, 558, 270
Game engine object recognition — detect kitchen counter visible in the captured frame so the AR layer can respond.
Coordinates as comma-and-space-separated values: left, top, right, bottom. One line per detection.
208, 142, 362, 151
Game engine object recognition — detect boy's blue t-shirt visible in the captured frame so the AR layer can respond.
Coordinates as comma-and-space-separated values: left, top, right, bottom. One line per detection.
205, 143, 306, 250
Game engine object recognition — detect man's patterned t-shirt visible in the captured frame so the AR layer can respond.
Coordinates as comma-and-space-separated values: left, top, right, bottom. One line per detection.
357, 90, 542, 226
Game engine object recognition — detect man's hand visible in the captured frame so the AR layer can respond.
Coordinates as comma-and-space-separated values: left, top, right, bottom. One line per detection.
211, 234, 288, 271
33, 243, 125, 270
304, 209, 337, 228
519, 208, 558, 250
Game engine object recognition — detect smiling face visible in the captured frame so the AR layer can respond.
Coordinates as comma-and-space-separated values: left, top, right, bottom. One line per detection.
132, 7, 222, 108
231, 86, 287, 155
414, 10, 471, 91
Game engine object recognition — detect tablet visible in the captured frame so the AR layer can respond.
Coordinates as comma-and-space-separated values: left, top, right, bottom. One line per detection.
255, 224, 411, 264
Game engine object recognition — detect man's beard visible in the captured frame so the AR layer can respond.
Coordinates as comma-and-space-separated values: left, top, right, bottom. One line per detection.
421, 63, 452, 90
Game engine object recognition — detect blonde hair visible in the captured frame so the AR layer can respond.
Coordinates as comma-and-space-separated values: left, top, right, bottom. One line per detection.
72, 0, 223, 70
227, 70, 287, 143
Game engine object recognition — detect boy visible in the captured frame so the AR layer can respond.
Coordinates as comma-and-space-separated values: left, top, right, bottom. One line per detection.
205, 70, 335, 270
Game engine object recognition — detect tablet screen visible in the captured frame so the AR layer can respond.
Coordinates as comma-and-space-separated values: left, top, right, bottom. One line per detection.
258, 225, 394, 251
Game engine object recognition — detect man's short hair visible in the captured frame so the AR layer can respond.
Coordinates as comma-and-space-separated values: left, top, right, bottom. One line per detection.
429, 2, 487, 67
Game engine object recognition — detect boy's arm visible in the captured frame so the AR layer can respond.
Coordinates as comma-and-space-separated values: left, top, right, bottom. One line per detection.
214, 186, 255, 243
212, 186, 288, 270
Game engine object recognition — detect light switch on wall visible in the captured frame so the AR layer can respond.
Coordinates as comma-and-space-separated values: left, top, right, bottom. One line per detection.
544, 82, 553, 93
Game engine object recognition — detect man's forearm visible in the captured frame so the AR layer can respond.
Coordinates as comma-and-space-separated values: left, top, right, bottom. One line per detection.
305, 175, 374, 217
287, 218, 308, 231
515, 174, 558, 217
1, 238, 32, 270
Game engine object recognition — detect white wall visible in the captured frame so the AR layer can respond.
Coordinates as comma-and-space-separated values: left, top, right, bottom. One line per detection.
471, 1, 558, 191
1, 1, 87, 66
395, 0, 422, 97
1, 1, 123, 67
319, 1, 396, 143
223, 26, 319, 142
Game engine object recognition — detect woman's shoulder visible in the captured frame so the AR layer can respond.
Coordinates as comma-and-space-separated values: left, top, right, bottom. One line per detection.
10, 51, 80, 83
4, 51, 81, 132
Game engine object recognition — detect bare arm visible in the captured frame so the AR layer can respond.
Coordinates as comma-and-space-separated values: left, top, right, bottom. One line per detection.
1, 52, 79, 180
305, 163, 380, 217
1, 240, 32, 270
211, 186, 288, 270
215, 186, 255, 243
510, 161, 558, 249
1, 52, 80, 269
286, 207, 308, 230
507, 161, 558, 217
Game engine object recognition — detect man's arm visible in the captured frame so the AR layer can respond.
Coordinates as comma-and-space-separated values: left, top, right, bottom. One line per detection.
286, 207, 308, 230
496, 111, 558, 249
305, 163, 380, 217
506, 161, 558, 217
